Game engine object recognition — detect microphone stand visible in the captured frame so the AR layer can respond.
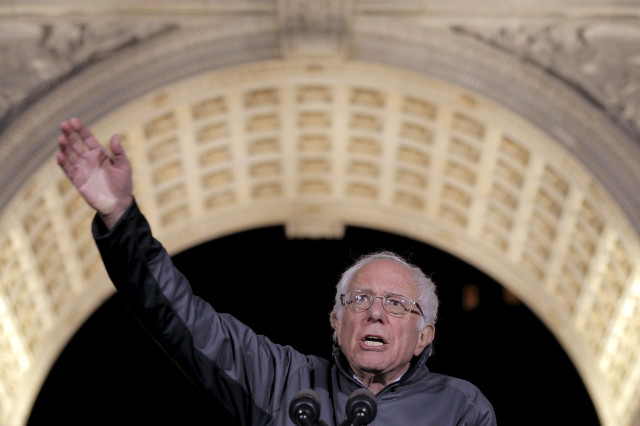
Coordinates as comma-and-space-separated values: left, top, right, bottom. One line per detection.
339, 388, 378, 426
289, 389, 328, 426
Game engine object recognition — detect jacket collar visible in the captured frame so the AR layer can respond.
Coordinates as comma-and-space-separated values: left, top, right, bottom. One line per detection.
332, 343, 433, 386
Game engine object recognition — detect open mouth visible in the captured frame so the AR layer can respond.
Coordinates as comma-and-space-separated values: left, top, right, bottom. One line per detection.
363, 335, 385, 347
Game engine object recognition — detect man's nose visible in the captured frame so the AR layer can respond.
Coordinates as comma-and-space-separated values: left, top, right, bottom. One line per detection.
367, 296, 386, 319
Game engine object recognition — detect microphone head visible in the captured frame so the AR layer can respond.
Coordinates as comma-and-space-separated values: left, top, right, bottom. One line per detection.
346, 388, 377, 424
289, 389, 321, 425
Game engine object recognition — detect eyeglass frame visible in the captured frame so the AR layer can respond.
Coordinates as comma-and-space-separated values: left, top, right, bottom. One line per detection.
340, 289, 425, 318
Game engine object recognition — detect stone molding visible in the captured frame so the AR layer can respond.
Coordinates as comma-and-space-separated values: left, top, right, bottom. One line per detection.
2, 2, 640, 426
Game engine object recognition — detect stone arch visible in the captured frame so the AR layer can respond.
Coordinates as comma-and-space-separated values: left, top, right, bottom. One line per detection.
1, 21, 639, 426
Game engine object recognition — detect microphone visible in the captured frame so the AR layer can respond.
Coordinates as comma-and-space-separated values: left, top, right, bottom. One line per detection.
344, 388, 377, 426
289, 389, 321, 426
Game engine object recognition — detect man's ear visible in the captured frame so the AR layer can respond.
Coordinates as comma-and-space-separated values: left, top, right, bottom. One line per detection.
414, 324, 435, 356
331, 312, 341, 343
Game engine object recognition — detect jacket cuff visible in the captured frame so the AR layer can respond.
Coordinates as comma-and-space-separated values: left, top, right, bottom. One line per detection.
92, 199, 139, 240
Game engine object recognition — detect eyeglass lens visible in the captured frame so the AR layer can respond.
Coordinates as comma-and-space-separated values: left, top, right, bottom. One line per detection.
344, 291, 413, 315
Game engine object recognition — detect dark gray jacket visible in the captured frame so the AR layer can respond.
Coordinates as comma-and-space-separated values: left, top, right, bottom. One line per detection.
94, 200, 497, 425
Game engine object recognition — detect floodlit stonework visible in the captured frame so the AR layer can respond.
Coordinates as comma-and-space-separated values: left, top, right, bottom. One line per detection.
1, 1, 640, 425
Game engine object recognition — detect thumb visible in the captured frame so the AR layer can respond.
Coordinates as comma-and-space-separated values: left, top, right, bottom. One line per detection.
109, 134, 130, 167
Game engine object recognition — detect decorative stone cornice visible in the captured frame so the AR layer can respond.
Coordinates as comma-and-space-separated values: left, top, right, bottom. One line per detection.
453, 21, 640, 140
277, 0, 353, 58
0, 19, 179, 126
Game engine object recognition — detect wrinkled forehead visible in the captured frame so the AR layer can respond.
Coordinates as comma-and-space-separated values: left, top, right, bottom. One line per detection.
348, 259, 418, 297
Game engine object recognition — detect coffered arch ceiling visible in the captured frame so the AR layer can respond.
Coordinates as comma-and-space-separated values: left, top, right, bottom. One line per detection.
1, 3, 640, 426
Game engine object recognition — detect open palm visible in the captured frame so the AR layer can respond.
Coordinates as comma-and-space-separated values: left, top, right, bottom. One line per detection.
57, 118, 133, 227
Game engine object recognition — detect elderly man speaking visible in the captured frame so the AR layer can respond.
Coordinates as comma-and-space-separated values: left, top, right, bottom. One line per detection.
56, 117, 496, 425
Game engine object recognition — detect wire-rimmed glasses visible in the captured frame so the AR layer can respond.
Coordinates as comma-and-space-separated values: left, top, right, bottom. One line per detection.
340, 290, 425, 317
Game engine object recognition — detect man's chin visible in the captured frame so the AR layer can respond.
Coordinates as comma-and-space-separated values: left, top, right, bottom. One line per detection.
354, 354, 388, 372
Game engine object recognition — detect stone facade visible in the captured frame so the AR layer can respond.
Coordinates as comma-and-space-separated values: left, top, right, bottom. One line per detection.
1, 1, 640, 425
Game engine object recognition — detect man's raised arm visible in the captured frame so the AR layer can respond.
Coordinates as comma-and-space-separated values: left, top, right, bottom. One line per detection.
56, 117, 133, 229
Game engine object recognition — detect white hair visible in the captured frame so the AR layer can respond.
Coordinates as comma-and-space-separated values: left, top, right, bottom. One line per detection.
330, 251, 438, 339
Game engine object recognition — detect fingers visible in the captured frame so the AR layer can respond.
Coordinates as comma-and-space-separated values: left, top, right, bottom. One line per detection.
58, 117, 127, 175
59, 117, 102, 155
55, 151, 67, 170
58, 117, 96, 180
59, 118, 80, 139
71, 117, 102, 150
59, 118, 86, 157
56, 144, 77, 179
57, 132, 79, 166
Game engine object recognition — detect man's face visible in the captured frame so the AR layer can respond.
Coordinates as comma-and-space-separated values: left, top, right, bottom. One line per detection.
331, 259, 434, 381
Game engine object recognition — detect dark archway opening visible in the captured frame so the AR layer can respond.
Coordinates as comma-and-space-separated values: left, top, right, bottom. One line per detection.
28, 226, 600, 425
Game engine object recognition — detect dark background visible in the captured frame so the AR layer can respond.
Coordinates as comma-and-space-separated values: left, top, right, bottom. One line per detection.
28, 226, 600, 425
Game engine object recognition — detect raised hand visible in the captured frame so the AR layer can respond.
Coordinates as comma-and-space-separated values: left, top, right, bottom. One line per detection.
56, 117, 133, 229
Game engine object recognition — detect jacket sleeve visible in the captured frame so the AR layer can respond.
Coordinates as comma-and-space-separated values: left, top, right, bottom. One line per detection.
92, 200, 303, 424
